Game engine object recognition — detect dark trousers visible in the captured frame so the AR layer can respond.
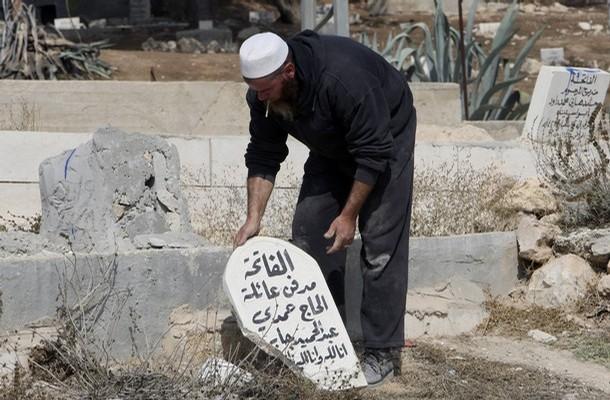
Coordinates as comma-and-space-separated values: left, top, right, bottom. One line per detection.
291, 131, 414, 349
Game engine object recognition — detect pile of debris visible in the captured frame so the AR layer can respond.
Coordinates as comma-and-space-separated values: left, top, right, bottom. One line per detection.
141, 36, 236, 54
512, 178, 610, 311
0, 0, 112, 80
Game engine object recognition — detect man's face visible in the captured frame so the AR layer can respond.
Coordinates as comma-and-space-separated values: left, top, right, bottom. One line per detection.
248, 74, 285, 103
245, 62, 296, 104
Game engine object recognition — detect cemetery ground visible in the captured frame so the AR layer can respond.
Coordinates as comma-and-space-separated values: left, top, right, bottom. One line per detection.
1, 292, 607, 399
3, 2, 610, 400
102, 1, 610, 101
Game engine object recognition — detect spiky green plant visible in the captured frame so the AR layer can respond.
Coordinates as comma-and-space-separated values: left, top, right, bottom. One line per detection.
360, 0, 544, 120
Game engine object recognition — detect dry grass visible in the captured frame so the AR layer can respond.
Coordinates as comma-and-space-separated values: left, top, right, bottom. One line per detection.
478, 291, 610, 370
412, 153, 518, 236
477, 297, 582, 337
390, 342, 608, 400
0, 100, 40, 131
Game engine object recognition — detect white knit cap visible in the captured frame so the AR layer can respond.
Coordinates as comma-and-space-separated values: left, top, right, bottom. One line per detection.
239, 32, 289, 79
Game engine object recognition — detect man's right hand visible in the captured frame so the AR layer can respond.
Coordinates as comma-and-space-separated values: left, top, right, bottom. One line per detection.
233, 219, 261, 248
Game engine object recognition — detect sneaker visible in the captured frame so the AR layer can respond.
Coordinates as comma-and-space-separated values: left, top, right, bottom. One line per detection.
361, 348, 395, 387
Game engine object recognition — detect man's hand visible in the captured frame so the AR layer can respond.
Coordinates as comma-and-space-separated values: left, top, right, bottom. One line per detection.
324, 214, 357, 254
233, 176, 274, 248
233, 219, 261, 248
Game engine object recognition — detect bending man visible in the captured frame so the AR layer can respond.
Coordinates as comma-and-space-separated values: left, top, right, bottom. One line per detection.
234, 30, 416, 387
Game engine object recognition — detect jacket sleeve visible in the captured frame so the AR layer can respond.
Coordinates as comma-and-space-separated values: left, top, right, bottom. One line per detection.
244, 90, 289, 184
333, 84, 394, 186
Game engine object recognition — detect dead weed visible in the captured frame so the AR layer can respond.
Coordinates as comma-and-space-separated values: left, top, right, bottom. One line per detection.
389, 342, 608, 400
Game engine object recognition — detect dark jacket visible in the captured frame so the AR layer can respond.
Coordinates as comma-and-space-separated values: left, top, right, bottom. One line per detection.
245, 30, 415, 186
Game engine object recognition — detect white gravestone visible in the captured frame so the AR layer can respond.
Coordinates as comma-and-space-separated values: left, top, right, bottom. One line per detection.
224, 236, 367, 390
540, 48, 565, 66
524, 66, 610, 141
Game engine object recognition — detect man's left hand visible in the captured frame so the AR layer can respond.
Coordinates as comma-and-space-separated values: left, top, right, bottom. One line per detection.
324, 214, 356, 254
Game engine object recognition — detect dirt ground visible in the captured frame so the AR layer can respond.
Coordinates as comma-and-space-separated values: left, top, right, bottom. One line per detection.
45, 2, 610, 399
102, 2, 610, 99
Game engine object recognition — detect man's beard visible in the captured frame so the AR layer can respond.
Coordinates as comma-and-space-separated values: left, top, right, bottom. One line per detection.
269, 78, 299, 122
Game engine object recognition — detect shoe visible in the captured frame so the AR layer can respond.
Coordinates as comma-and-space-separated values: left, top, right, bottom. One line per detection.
361, 348, 395, 388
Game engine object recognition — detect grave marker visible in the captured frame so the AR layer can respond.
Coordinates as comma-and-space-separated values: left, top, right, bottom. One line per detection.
540, 47, 565, 65
524, 66, 610, 141
224, 237, 367, 390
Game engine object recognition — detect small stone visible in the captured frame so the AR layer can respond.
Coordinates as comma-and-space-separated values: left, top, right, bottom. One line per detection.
528, 329, 557, 344
207, 40, 220, 54
521, 4, 537, 13
578, 22, 592, 31
592, 24, 604, 33
200, 357, 254, 388
597, 275, 610, 298
520, 58, 542, 75
148, 237, 166, 248
167, 40, 177, 52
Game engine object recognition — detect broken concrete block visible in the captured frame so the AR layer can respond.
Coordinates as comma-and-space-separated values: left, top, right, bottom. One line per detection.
405, 278, 488, 338
224, 236, 367, 390
39, 127, 192, 252
526, 254, 597, 308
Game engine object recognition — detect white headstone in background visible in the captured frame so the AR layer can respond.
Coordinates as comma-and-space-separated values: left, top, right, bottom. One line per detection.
540, 48, 565, 65
523, 66, 610, 141
224, 236, 367, 390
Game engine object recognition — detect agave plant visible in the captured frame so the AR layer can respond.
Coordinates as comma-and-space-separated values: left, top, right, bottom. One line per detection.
360, 0, 544, 120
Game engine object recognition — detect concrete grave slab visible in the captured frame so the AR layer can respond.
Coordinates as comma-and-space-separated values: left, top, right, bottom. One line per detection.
224, 236, 367, 390
0, 246, 232, 357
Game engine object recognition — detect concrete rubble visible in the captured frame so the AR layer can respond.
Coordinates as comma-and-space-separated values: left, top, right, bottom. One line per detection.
39, 127, 195, 253
516, 214, 561, 264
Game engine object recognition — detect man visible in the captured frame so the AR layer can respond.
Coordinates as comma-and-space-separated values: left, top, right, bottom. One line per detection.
234, 30, 416, 387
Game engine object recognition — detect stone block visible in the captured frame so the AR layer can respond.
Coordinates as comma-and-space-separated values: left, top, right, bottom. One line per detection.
405, 278, 488, 338
0, 246, 231, 358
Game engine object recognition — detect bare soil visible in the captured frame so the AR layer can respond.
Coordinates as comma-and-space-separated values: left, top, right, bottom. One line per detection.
101, 3, 610, 96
